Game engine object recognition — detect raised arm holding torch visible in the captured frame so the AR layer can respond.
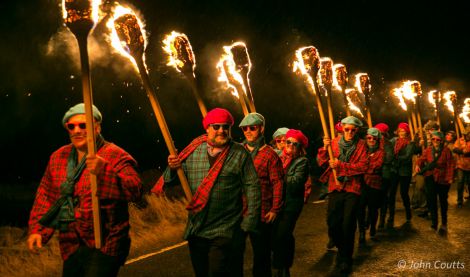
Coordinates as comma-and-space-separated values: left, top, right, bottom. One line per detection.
110, 6, 192, 201
320, 58, 336, 139
333, 64, 351, 116
355, 73, 373, 128
63, 0, 102, 248
163, 31, 207, 117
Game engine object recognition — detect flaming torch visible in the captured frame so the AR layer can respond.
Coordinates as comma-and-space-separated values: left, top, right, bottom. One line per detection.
345, 89, 365, 118
162, 31, 207, 117
443, 91, 463, 138
320, 58, 336, 139
393, 87, 415, 140
459, 98, 470, 127
109, 6, 192, 201
216, 43, 251, 116
293, 46, 338, 186
355, 73, 373, 128
230, 42, 256, 112
410, 81, 425, 146
428, 90, 441, 126
333, 64, 350, 116
63, 0, 102, 248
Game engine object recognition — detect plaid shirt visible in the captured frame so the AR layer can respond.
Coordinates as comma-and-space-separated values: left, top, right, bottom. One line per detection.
317, 137, 368, 195
28, 142, 142, 261
163, 140, 261, 239
453, 139, 470, 171
364, 148, 384, 190
244, 144, 284, 222
417, 146, 454, 185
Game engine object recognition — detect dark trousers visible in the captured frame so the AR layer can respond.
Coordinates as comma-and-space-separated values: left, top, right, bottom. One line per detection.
387, 175, 412, 224
424, 176, 450, 227
233, 222, 273, 277
188, 234, 241, 277
358, 186, 381, 235
62, 246, 121, 277
457, 169, 470, 205
327, 191, 359, 265
272, 211, 301, 270
379, 177, 391, 225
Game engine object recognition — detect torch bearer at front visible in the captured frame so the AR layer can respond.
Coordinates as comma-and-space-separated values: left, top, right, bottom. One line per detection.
110, 8, 192, 202
293, 46, 338, 186
355, 73, 373, 128
320, 58, 336, 139
163, 31, 207, 117
63, 0, 102, 248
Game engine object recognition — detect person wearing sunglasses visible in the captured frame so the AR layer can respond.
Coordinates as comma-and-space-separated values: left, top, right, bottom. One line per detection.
385, 122, 418, 229
357, 128, 384, 245
152, 108, 261, 277
271, 127, 289, 155
232, 113, 284, 277
27, 103, 142, 276
452, 128, 470, 208
415, 131, 454, 232
272, 129, 309, 277
317, 116, 368, 274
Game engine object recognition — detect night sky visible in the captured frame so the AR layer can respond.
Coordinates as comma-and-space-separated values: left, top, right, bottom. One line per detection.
1, 0, 469, 185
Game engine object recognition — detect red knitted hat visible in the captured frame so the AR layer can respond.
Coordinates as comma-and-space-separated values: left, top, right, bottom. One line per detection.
397, 122, 410, 133
374, 123, 389, 133
286, 129, 309, 148
335, 122, 343, 132
202, 108, 234, 129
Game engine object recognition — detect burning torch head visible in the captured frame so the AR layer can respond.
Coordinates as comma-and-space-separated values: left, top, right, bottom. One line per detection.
300, 47, 320, 79
411, 81, 422, 97
114, 13, 144, 59
334, 64, 348, 87
359, 74, 370, 94
320, 58, 333, 88
63, 0, 96, 35
230, 43, 250, 75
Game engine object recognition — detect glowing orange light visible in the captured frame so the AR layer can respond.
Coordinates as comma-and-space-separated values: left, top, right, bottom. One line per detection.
162, 31, 196, 75
460, 98, 470, 124
345, 89, 364, 117
443, 91, 457, 114
216, 42, 249, 99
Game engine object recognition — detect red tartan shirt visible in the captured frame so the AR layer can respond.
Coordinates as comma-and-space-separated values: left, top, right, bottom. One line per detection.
28, 142, 142, 261
317, 137, 368, 195
243, 144, 284, 222
364, 148, 384, 190
417, 146, 454, 185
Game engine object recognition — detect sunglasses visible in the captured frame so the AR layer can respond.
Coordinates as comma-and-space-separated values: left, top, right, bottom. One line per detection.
276, 139, 286, 144
432, 138, 442, 142
366, 135, 378, 141
210, 124, 230, 131
66, 122, 86, 131
286, 140, 300, 147
241, 125, 259, 132
343, 128, 358, 133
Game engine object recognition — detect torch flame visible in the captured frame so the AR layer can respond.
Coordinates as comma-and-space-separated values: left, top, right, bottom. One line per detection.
345, 89, 364, 117
354, 73, 371, 95
443, 91, 457, 114
107, 4, 147, 70
216, 42, 248, 98
292, 46, 320, 95
428, 90, 438, 108
162, 31, 196, 76
401, 81, 418, 104
332, 64, 347, 91
319, 57, 333, 88
460, 98, 470, 124
62, 0, 102, 24
393, 87, 408, 111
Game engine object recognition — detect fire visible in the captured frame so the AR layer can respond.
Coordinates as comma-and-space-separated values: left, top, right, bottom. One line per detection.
443, 91, 457, 113
292, 46, 320, 95
319, 57, 333, 89
393, 87, 408, 111
107, 4, 147, 70
216, 42, 249, 98
401, 81, 418, 103
345, 89, 364, 117
354, 73, 371, 94
162, 31, 196, 75
428, 90, 438, 108
332, 64, 347, 91
460, 98, 470, 123
62, 0, 102, 24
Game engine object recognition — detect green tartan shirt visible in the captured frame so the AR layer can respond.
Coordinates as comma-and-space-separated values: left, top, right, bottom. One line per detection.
164, 140, 261, 240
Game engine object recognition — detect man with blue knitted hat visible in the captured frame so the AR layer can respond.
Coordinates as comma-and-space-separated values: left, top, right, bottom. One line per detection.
233, 112, 285, 277
317, 115, 368, 274
28, 103, 142, 276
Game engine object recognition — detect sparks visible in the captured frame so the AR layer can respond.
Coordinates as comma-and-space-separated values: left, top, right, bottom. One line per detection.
345, 89, 364, 117
460, 98, 470, 123
162, 31, 196, 75
107, 4, 147, 70
443, 91, 457, 114
216, 42, 249, 98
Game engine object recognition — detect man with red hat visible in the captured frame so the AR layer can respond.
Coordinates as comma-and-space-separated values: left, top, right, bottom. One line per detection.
317, 116, 368, 274
152, 108, 261, 277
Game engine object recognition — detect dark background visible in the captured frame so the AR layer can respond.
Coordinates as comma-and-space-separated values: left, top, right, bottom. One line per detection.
1, 0, 469, 188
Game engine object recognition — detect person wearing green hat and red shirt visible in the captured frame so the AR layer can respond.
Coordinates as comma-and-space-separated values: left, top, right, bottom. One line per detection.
357, 128, 384, 244
416, 131, 454, 232
272, 129, 309, 277
233, 113, 285, 277
271, 127, 289, 155
27, 103, 142, 276
152, 108, 261, 277
317, 115, 368, 274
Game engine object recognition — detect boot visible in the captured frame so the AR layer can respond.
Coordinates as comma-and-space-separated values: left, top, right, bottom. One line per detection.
359, 231, 366, 245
